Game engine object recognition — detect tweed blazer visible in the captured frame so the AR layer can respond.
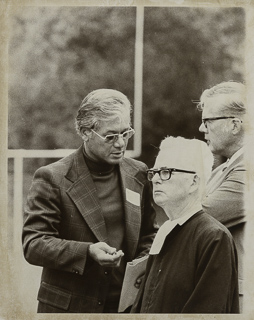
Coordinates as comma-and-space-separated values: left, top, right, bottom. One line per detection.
202, 153, 246, 296
22, 145, 157, 313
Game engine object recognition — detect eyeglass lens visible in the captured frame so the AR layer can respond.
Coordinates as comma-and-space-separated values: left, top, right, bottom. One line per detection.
105, 129, 134, 143
147, 169, 171, 181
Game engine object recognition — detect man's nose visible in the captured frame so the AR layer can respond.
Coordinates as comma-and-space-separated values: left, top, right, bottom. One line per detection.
152, 172, 161, 183
114, 134, 125, 147
199, 122, 207, 133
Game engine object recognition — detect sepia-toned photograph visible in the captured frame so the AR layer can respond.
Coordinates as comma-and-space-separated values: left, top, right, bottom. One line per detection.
1, 0, 254, 319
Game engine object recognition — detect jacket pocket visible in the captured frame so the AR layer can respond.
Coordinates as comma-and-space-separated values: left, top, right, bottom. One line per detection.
37, 282, 71, 311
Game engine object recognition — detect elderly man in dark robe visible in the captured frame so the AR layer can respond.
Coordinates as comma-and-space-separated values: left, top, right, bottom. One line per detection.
131, 136, 239, 314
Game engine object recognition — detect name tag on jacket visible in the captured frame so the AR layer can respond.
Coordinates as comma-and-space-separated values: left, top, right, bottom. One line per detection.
126, 189, 140, 206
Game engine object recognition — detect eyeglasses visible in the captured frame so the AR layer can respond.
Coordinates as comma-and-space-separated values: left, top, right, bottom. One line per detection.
147, 168, 196, 181
91, 128, 135, 144
202, 116, 237, 129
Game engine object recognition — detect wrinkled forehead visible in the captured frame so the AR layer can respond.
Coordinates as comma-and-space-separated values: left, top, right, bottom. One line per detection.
97, 109, 131, 130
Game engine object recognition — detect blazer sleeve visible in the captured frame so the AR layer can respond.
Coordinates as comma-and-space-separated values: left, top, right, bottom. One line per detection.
202, 168, 246, 228
22, 166, 90, 275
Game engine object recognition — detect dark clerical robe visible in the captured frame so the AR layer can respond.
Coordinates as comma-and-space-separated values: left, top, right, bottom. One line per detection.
131, 210, 239, 313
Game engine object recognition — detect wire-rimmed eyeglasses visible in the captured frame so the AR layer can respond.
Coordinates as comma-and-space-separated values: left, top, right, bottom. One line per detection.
202, 116, 240, 129
91, 128, 135, 144
147, 168, 196, 181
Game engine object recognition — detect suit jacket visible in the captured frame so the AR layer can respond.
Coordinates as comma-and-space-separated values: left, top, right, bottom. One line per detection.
22, 145, 157, 313
202, 153, 246, 296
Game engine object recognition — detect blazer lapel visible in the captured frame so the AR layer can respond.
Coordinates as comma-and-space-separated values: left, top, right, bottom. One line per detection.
65, 146, 108, 243
120, 159, 144, 260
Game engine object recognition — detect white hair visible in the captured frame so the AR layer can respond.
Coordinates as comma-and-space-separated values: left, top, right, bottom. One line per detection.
158, 136, 214, 197
75, 89, 132, 137
197, 81, 246, 116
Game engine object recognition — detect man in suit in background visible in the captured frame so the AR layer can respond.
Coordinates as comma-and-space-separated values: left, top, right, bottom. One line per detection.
22, 89, 157, 313
198, 81, 246, 311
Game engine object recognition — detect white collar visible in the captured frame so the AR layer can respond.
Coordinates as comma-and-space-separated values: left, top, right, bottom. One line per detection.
149, 204, 202, 255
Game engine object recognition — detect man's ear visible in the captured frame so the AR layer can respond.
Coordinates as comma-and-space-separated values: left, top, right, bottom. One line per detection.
81, 128, 91, 142
189, 174, 199, 194
232, 118, 242, 135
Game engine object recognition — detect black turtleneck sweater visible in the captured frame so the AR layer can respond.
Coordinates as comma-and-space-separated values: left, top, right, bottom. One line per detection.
83, 148, 126, 307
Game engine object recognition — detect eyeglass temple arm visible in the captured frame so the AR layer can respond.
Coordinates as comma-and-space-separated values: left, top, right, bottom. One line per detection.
173, 169, 196, 174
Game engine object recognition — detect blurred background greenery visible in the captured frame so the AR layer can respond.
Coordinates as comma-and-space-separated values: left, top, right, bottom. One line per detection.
8, 6, 245, 231
8, 5, 245, 227
8, 6, 245, 168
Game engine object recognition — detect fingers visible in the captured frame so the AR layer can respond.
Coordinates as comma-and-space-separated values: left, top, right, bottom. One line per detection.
103, 244, 117, 255
113, 250, 124, 267
88, 242, 124, 267
102, 249, 124, 266
99, 250, 124, 267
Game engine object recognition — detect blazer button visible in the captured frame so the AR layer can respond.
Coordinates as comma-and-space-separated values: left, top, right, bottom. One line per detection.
72, 269, 79, 274
98, 301, 102, 305
104, 271, 108, 275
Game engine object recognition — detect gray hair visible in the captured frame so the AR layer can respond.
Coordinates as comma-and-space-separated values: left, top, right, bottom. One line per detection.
197, 81, 246, 116
75, 89, 132, 136
158, 136, 214, 198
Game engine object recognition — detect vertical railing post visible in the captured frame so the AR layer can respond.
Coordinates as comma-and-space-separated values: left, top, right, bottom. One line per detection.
13, 156, 24, 259
134, 6, 144, 157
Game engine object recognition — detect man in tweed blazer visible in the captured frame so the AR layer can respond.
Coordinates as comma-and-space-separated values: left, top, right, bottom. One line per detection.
22, 89, 157, 313
198, 81, 246, 311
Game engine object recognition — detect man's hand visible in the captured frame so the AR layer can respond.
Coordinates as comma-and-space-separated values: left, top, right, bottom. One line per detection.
88, 242, 124, 267
134, 274, 145, 288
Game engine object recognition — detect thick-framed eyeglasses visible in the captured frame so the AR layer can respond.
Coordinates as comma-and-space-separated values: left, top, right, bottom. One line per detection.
91, 128, 135, 144
147, 168, 196, 181
202, 116, 237, 129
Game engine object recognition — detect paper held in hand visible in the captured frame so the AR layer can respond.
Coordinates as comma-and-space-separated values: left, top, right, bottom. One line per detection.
118, 255, 149, 312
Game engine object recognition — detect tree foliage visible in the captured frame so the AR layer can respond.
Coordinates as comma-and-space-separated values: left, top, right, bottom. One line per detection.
8, 6, 245, 167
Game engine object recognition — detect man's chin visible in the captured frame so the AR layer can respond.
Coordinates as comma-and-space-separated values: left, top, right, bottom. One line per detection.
111, 159, 123, 165
206, 141, 214, 151
153, 195, 165, 206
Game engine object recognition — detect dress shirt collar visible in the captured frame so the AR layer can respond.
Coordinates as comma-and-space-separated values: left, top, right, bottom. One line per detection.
149, 203, 202, 255
221, 147, 244, 172
226, 147, 244, 168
